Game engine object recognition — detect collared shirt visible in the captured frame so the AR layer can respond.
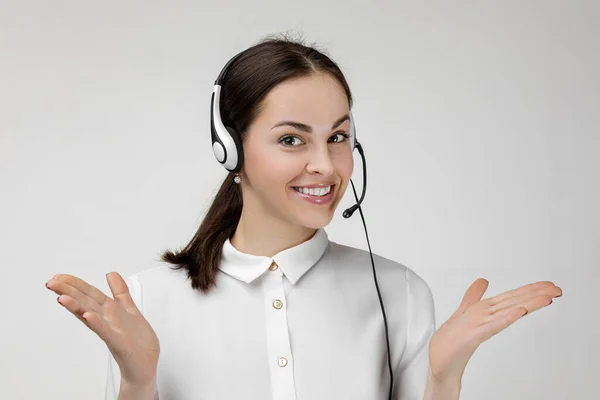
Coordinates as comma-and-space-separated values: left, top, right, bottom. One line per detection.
105, 228, 436, 400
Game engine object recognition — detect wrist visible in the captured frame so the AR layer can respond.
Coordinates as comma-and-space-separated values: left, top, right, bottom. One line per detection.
424, 372, 462, 400
118, 378, 156, 400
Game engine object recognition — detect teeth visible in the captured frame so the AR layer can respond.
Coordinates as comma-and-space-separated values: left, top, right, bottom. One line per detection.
294, 185, 332, 196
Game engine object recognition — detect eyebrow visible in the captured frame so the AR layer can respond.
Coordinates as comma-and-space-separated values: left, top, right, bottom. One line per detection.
270, 114, 350, 133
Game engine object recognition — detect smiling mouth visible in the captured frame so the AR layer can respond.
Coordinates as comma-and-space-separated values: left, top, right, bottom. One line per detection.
292, 185, 334, 197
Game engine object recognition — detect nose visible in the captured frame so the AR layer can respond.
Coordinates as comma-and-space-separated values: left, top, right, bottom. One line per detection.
305, 144, 335, 177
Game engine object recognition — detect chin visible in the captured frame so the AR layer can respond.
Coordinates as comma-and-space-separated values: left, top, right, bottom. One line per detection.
292, 212, 335, 230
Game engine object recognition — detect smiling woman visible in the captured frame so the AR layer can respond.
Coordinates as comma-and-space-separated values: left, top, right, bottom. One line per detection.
44, 33, 562, 400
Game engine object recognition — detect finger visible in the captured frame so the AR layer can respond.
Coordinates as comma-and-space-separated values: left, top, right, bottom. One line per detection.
487, 281, 558, 306
56, 294, 118, 345
46, 278, 103, 314
480, 295, 554, 326
451, 278, 489, 318
56, 293, 96, 325
489, 286, 561, 315
106, 272, 140, 314
50, 274, 110, 307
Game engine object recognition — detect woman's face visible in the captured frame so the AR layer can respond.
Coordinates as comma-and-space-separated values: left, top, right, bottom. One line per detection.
240, 72, 354, 230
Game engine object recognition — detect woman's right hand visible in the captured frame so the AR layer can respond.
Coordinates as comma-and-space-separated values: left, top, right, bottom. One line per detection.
45, 272, 160, 387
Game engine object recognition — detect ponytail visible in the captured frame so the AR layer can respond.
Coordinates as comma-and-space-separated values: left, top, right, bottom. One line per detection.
161, 173, 242, 293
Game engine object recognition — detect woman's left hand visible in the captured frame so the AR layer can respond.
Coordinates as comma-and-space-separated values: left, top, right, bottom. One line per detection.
427, 278, 562, 384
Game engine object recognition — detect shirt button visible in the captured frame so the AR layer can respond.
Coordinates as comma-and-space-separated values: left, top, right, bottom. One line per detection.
269, 262, 279, 271
272, 299, 283, 309
277, 357, 288, 367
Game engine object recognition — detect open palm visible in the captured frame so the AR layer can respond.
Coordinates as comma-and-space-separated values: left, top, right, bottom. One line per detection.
428, 278, 562, 384
46, 272, 160, 386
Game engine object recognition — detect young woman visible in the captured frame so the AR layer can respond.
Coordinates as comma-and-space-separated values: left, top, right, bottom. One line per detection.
45, 37, 562, 400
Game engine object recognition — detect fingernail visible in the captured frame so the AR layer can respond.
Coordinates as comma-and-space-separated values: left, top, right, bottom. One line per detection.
57, 296, 61, 304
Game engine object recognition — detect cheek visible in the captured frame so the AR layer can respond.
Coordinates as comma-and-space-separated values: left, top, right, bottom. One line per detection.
333, 150, 355, 179
245, 149, 303, 187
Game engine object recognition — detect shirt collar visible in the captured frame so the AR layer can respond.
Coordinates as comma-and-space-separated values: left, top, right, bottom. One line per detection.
219, 228, 329, 285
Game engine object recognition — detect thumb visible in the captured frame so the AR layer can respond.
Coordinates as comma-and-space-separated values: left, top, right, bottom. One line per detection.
451, 278, 489, 318
106, 272, 141, 314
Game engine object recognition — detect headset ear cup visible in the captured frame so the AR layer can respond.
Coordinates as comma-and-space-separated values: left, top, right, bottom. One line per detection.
226, 126, 244, 173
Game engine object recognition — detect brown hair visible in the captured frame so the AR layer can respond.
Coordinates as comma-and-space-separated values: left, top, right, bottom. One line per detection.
161, 34, 353, 293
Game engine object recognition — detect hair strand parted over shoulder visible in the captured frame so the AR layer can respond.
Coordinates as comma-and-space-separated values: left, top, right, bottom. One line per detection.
160, 33, 353, 293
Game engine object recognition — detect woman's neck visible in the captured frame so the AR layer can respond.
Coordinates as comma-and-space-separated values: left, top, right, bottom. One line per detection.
230, 207, 317, 257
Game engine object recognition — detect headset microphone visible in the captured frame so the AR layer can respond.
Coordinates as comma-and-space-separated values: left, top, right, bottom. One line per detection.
342, 142, 367, 218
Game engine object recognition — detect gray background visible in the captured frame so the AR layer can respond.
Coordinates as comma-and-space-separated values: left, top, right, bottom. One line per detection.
1, 0, 598, 399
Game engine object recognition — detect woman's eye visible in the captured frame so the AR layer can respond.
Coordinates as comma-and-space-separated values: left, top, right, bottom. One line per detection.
279, 135, 304, 146
329, 133, 350, 143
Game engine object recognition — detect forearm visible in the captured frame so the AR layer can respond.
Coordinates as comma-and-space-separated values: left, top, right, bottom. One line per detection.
117, 379, 156, 400
423, 373, 462, 400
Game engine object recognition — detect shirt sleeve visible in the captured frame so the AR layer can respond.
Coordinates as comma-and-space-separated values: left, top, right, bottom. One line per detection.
104, 275, 159, 400
392, 267, 436, 400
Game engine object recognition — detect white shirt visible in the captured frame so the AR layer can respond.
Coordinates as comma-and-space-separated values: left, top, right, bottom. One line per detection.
105, 228, 436, 400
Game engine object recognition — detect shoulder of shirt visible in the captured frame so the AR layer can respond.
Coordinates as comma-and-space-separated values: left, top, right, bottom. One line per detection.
120, 264, 189, 313
124, 263, 189, 288
327, 240, 433, 298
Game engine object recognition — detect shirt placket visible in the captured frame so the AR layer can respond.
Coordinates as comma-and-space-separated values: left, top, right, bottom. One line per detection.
262, 260, 297, 400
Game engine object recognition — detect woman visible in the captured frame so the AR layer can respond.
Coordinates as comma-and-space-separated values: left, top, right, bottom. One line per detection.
45, 36, 562, 400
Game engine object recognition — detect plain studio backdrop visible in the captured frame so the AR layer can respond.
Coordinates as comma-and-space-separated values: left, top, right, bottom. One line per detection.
1, 1, 598, 399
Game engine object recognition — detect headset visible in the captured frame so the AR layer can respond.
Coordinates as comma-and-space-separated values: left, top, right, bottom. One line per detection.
210, 50, 394, 400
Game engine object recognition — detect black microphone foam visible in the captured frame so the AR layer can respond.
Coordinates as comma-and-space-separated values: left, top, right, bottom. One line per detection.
343, 204, 359, 218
